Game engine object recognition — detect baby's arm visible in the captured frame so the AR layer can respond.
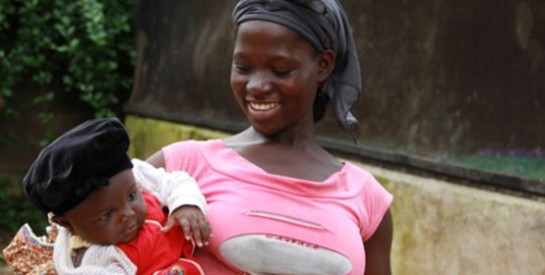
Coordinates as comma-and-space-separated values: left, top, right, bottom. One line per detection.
130, 159, 211, 246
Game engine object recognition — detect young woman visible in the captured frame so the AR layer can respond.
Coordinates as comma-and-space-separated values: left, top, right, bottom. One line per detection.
148, 1, 393, 274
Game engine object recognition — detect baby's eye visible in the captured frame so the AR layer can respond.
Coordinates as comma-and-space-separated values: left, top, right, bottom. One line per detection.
98, 211, 112, 222
128, 191, 137, 201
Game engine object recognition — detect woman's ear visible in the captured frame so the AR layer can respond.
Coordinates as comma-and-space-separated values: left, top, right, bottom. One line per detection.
317, 49, 336, 84
50, 214, 74, 233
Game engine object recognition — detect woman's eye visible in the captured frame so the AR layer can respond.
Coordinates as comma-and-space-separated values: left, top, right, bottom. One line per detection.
233, 64, 251, 73
273, 68, 292, 76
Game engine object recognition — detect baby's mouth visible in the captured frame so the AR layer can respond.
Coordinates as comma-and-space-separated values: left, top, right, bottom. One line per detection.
125, 222, 137, 235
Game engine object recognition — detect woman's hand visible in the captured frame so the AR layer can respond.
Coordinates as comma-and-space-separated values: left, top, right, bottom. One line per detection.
163, 205, 212, 247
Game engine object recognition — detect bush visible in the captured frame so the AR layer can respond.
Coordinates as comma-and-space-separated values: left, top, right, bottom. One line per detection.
0, 0, 136, 238
0, 0, 136, 120
0, 177, 46, 236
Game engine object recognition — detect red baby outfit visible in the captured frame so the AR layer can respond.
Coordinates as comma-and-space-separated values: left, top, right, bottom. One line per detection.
117, 192, 204, 275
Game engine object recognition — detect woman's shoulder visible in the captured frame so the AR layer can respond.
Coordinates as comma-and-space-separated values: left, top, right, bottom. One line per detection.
339, 161, 392, 195
340, 161, 375, 179
341, 161, 393, 205
162, 139, 227, 170
164, 139, 224, 152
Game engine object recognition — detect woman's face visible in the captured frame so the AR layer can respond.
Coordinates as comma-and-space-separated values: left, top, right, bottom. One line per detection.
56, 169, 147, 245
230, 20, 333, 135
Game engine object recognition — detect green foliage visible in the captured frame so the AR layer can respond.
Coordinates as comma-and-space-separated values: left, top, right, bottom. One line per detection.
0, 177, 47, 236
448, 155, 545, 182
0, 0, 136, 119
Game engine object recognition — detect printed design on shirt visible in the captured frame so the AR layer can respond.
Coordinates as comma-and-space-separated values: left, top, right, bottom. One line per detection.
220, 234, 353, 275
265, 234, 321, 250
246, 210, 325, 229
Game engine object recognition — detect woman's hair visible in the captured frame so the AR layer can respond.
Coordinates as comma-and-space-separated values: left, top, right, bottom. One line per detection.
313, 87, 330, 122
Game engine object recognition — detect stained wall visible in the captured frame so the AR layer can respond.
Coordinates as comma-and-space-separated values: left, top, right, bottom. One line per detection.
125, 116, 545, 275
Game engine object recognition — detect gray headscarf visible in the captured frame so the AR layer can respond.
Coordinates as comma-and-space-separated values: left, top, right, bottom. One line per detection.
232, 0, 361, 133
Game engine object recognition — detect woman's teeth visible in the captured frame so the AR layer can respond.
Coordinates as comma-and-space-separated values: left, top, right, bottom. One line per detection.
250, 102, 277, 110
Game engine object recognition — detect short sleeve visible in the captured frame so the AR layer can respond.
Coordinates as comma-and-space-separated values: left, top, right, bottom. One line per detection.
360, 174, 393, 241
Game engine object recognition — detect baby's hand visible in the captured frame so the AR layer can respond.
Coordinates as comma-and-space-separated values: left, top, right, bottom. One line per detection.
163, 206, 212, 247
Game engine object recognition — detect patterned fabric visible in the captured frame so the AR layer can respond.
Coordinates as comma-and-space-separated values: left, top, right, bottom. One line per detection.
152, 258, 205, 275
2, 223, 58, 275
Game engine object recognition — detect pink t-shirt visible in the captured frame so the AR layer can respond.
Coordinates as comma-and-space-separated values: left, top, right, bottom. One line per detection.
163, 140, 392, 274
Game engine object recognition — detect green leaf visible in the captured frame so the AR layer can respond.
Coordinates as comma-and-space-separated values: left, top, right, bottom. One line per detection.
37, 111, 54, 123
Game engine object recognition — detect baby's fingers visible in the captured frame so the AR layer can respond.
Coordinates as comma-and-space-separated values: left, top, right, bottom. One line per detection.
190, 217, 212, 247
162, 217, 177, 232
169, 206, 211, 246
198, 217, 212, 244
179, 216, 192, 241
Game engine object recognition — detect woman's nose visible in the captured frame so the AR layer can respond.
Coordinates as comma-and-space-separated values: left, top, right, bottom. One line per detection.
247, 71, 272, 94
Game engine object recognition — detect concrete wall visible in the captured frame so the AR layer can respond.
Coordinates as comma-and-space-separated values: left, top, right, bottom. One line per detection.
128, 0, 545, 155
361, 164, 545, 275
125, 115, 545, 275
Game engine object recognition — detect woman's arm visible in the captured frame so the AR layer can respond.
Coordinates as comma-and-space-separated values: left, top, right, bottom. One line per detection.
144, 150, 204, 210
141, 150, 211, 245
146, 150, 166, 168
364, 209, 393, 275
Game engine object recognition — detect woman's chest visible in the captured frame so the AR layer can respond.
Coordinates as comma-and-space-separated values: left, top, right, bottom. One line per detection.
202, 184, 366, 274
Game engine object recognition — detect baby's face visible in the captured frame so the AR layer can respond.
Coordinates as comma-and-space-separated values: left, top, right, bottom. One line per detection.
60, 169, 147, 245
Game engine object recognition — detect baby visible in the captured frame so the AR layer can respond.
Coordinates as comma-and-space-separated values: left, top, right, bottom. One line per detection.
22, 118, 211, 274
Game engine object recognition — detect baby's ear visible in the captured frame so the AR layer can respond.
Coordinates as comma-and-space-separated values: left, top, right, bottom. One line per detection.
50, 214, 74, 232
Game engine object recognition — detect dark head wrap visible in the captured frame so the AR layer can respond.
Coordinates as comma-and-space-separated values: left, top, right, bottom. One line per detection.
232, 0, 361, 132
22, 117, 133, 215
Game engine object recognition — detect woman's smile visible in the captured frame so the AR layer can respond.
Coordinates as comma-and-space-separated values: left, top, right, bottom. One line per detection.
248, 102, 279, 111
246, 101, 281, 124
